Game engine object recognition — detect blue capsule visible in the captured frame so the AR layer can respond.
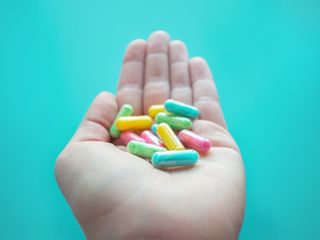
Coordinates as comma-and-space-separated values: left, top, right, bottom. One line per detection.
164, 99, 200, 119
151, 124, 159, 135
151, 150, 199, 168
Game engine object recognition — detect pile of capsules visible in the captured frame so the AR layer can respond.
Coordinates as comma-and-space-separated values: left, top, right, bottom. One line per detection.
109, 99, 211, 168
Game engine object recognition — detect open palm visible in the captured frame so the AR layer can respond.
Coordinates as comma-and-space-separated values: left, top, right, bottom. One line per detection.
55, 31, 245, 240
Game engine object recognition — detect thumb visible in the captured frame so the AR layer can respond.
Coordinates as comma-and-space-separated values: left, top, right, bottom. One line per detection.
70, 91, 118, 144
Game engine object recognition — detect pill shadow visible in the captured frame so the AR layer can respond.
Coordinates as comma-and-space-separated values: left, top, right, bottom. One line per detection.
155, 165, 197, 173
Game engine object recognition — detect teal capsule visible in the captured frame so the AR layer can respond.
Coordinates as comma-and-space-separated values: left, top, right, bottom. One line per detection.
127, 141, 167, 159
151, 150, 199, 168
110, 104, 133, 138
164, 99, 199, 119
151, 124, 159, 135
155, 112, 192, 130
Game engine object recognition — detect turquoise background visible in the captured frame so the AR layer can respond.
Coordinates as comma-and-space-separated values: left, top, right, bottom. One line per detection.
1, 0, 319, 239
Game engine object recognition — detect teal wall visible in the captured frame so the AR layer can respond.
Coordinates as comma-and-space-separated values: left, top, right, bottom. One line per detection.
1, 0, 319, 239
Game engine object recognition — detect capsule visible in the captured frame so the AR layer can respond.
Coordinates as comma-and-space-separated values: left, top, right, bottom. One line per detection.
148, 105, 166, 118
110, 104, 134, 138
127, 141, 167, 159
151, 124, 158, 135
164, 99, 199, 119
116, 116, 153, 131
178, 130, 211, 153
141, 130, 164, 147
156, 123, 184, 150
155, 112, 192, 130
151, 150, 199, 168
120, 131, 146, 146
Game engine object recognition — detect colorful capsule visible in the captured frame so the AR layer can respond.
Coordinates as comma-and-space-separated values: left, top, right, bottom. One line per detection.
151, 124, 158, 135
148, 105, 166, 118
110, 104, 134, 138
164, 99, 199, 119
178, 130, 211, 153
151, 150, 199, 168
155, 112, 192, 130
141, 130, 164, 147
127, 141, 167, 159
116, 116, 153, 131
156, 123, 185, 150
120, 131, 146, 146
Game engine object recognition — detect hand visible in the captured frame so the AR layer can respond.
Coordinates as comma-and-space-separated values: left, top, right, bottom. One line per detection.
55, 31, 245, 240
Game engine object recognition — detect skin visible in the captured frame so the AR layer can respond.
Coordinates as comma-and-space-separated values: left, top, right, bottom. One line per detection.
55, 31, 245, 240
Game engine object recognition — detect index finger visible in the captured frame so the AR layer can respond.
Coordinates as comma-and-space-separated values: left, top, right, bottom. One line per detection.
117, 39, 146, 115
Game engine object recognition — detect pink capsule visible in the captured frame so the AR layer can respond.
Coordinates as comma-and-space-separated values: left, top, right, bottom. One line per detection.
141, 130, 164, 147
120, 131, 146, 146
178, 130, 211, 153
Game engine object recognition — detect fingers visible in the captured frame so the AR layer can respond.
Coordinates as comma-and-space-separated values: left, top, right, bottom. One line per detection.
143, 31, 170, 113
117, 39, 146, 115
70, 92, 118, 143
189, 57, 227, 128
169, 40, 192, 104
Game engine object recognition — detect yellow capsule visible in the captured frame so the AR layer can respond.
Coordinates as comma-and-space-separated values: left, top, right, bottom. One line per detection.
156, 123, 185, 150
116, 116, 153, 131
148, 105, 166, 118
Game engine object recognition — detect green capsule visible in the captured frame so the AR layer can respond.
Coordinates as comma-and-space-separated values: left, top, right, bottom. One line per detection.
155, 112, 192, 130
110, 104, 133, 138
127, 141, 167, 159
